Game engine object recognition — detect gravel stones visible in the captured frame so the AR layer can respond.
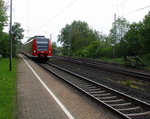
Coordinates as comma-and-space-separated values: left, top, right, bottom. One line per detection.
49, 58, 150, 104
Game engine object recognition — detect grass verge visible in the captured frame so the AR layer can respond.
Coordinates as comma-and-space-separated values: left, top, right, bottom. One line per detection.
0, 58, 17, 119
100, 57, 124, 64
100, 57, 150, 71
143, 59, 150, 71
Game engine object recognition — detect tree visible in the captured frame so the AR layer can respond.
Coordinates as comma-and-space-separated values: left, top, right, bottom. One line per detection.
124, 22, 143, 56
124, 11, 150, 56
109, 17, 130, 45
0, 0, 8, 56
11, 22, 24, 56
12, 22, 24, 43
142, 11, 150, 54
0, 0, 7, 33
108, 17, 130, 58
0, 33, 9, 57
58, 24, 70, 55
52, 42, 57, 54
58, 20, 100, 56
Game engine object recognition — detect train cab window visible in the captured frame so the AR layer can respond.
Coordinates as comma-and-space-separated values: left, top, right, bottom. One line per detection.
36, 38, 48, 51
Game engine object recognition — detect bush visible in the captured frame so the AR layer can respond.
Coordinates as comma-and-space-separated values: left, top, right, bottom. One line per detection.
141, 53, 150, 60
100, 46, 113, 58
0, 34, 9, 57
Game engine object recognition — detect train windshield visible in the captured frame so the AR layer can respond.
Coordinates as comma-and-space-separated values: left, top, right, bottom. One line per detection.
36, 39, 48, 51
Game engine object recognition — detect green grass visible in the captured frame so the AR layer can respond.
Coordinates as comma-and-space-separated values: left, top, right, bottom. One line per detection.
100, 57, 124, 64
143, 59, 150, 71
99, 57, 150, 71
98, 57, 124, 65
0, 58, 17, 119
119, 80, 145, 90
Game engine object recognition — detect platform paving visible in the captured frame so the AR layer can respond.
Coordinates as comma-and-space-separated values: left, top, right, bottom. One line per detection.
17, 56, 69, 119
17, 54, 112, 119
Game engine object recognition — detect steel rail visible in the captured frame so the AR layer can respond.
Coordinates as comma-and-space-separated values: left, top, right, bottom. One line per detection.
53, 55, 150, 81
38, 62, 150, 119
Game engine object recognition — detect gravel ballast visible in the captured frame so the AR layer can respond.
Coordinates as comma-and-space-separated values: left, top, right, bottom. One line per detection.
49, 58, 150, 104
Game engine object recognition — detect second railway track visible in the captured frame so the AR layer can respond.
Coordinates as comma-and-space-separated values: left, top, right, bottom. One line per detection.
53, 55, 150, 81
39, 61, 150, 119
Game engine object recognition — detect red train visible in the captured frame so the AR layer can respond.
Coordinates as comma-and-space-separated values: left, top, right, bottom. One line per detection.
21, 36, 52, 62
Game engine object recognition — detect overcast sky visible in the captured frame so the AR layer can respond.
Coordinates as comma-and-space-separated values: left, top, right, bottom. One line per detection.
4, 0, 150, 45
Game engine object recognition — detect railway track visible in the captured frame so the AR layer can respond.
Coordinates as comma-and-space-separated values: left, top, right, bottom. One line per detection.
53, 55, 150, 81
39, 62, 150, 119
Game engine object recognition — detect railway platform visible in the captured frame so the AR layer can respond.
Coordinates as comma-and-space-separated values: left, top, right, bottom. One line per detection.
16, 54, 111, 119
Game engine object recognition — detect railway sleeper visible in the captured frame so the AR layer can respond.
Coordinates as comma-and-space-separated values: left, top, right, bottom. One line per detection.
110, 103, 139, 110
83, 88, 101, 92
76, 82, 91, 85
89, 90, 106, 94
97, 95, 117, 100
104, 99, 126, 104
79, 81, 89, 84
86, 86, 99, 89
85, 86, 100, 89
85, 84, 94, 87
76, 84, 92, 87
94, 93, 111, 97
110, 102, 132, 107
126, 111, 150, 117
120, 108, 146, 114
117, 106, 141, 111
83, 83, 93, 85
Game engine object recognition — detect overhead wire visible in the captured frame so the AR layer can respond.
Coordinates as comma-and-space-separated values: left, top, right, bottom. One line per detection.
134, 5, 150, 12
24, 0, 149, 37
37, 0, 78, 30
125, 5, 150, 15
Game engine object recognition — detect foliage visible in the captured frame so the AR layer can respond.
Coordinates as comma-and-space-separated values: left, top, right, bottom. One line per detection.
0, 0, 7, 33
11, 22, 24, 57
58, 20, 100, 56
100, 45, 113, 58
0, 32, 9, 57
84, 40, 104, 58
124, 22, 143, 55
108, 11, 150, 58
109, 17, 130, 44
57, 11, 150, 65
52, 42, 57, 54
141, 53, 150, 60
58, 19, 131, 58
12, 22, 24, 43
0, 1, 24, 57
0, 0, 8, 56
124, 11, 150, 56
0, 22, 25, 58
142, 11, 150, 54
73, 40, 103, 58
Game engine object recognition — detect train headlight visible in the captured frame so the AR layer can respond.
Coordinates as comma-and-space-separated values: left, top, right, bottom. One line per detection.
49, 51, 51, 53
33, 50, 36, 53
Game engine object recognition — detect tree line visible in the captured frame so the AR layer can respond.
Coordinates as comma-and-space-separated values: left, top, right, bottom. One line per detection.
58, 11, 150, 60
0, 0, 24, 57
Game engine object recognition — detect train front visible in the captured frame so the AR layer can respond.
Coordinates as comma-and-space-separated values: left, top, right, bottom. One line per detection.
33, 36, 52, 62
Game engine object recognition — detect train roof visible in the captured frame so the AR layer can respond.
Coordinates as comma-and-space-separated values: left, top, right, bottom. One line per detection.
24, 36, 49, 45
34, 36, 45, 38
